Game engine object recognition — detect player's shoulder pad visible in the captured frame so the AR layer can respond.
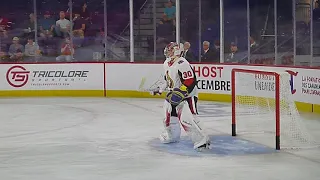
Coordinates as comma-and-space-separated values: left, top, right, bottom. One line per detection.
176, 57, 190, 68
177, 57, 188, 65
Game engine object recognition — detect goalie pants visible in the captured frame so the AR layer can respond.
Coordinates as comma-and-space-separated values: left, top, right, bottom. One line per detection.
170, 96, 198, 117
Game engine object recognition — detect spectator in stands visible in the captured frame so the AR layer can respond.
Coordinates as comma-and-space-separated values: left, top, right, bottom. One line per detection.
39, 11, 55, 38
250, 36, 258, 48
201, 41, 216, 62
282, 55, 293, 65
212, 40, 220, 62
24, 38, 41, 62
156, 21, 174, 44
249, 36, 259, 55
0, 16, 8, 38
250, 36, 259, 50
160, 1, 176, 26
79, 2, 90, 21
8, 37, 24, 62
90, 11, 104, 35
182, 42, 196, 62
55, 11, 71, 38
0, 51, 8, 62
56, 37, 74, 62
214, 40, 220, 50
263, 57, 274, 65
73, 12, 86, 39
226, 42, 238, 62
226, 42, 246, 63
22, 13, 36, 38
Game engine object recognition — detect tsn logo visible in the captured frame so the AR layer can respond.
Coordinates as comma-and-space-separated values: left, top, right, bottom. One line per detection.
285, 70, 298, 94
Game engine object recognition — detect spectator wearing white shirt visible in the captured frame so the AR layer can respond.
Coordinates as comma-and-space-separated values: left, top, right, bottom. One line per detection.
55, 11, 71, 38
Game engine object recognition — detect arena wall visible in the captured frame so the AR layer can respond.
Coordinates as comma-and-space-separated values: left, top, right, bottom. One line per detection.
1, 62, 319, 114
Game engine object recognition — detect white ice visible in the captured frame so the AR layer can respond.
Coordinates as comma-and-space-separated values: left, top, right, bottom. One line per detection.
0, 98, 320, 180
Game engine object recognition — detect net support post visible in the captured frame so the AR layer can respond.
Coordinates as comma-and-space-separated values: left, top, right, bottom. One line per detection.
232, 124, 236, 136
231, 69, 236, 136
276, 136, 280, 150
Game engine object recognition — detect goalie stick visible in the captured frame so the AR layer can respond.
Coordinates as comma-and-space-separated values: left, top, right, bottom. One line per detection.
137, 75, 167, 93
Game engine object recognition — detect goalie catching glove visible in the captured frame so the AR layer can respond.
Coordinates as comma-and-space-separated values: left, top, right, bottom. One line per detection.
166, 85, 188, 106
151, 85, 189, 107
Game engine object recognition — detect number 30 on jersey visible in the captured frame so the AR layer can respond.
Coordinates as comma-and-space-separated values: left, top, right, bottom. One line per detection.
182, 71, 193, 79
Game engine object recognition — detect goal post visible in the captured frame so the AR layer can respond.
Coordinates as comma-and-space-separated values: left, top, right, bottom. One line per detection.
231, 68, 317, 150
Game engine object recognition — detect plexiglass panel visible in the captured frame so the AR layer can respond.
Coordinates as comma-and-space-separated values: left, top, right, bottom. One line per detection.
0, 0, 318, 66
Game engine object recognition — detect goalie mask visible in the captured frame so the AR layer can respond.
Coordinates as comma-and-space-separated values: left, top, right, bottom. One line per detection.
164, 42, 182, 59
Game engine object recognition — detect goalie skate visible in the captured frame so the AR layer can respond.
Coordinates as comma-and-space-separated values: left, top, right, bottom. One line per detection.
194, 137, 211, 151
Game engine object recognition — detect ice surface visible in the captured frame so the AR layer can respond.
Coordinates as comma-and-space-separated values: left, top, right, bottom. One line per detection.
0, 98, 319, 180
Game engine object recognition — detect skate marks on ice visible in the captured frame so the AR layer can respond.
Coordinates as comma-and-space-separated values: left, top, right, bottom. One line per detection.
149, 135, 275, 157
0, 103, 96, 139
197, 103, 231, 118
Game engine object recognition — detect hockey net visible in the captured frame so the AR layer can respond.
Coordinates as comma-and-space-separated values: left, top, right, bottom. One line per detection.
231, 68, 317, 150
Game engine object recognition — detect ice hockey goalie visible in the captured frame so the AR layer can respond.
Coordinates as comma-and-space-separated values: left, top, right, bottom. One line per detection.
153, 42, 210, 150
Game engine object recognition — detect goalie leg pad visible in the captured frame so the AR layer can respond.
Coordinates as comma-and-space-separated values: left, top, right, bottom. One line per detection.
159, 116, 181, 143
186, 96, 198, 115
163, 100, 173, 127
159, 101, 181, 143
177, 101, 210, 149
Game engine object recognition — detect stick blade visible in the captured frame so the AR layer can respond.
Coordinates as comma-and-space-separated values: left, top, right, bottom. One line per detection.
138, 77, 147, 91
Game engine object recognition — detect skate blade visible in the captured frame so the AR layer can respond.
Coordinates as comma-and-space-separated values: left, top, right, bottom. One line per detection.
195, 144, 211, 152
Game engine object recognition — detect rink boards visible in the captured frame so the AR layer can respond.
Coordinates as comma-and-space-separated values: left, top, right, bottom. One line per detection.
0, 62, 319, 113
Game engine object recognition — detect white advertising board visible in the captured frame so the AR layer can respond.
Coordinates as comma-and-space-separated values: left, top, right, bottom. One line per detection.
232, 69, 279, 98
275, 66, 320, 105
193, 64, 320, 104
105, 63, 320, 105
193, 64, 232, 94
105, 63, 163, 91
0, 63, 104, 90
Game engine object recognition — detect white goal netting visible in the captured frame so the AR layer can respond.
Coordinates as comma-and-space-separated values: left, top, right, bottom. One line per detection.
233, 70, 318, 149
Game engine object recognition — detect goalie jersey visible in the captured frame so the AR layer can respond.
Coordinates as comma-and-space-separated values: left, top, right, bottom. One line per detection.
163, 57, 198, 98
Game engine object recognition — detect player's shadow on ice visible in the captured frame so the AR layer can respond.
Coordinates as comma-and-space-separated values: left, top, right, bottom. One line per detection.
149, 135, 276, 157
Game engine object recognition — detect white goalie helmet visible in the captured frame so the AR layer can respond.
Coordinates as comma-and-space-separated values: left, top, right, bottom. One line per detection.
164, 42, 183, 58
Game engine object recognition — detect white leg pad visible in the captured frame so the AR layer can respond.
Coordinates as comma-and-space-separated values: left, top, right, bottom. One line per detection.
178, 102, 210, 149
159, 116, 181, 143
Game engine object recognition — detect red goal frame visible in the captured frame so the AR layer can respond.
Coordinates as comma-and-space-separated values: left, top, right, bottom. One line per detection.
231, 68, 281, 150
